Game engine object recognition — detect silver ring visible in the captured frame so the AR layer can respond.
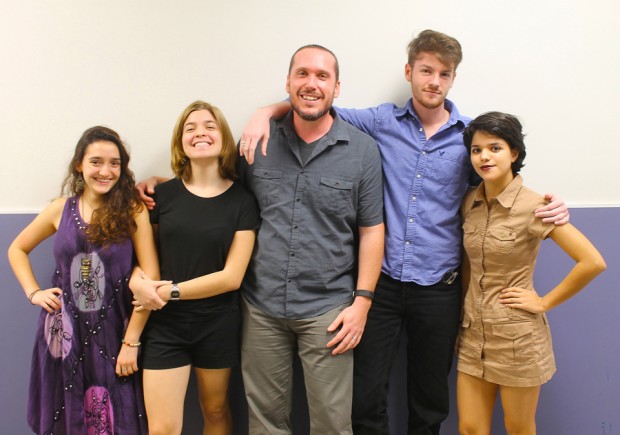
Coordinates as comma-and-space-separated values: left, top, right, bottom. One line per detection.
240, 139, 246, 145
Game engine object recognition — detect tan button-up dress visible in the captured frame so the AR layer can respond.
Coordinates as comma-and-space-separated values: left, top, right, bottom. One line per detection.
458, 175, 557, 387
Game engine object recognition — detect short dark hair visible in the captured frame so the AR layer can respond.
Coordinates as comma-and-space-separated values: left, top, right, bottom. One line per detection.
407, 29, 463, 70
288, 44, 339, 80
463, 111, 527, 175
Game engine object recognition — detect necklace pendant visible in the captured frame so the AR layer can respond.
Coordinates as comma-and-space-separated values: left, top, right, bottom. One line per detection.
80, 257, 92, 280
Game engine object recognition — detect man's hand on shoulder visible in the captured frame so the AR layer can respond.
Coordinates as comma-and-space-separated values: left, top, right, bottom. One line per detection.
535, 193, 569, 225
239, 107, 274, 165
136, 176, 169, 210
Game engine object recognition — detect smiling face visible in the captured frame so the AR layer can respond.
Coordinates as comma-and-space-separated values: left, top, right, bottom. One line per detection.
470, 131, 519, 192
406, 51, 455, 111
76, 140, 121, 199
181, 109, 222, 161
286, 47, 340, 122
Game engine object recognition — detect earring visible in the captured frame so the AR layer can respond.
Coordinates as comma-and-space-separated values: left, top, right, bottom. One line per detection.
76, 173, 84, 191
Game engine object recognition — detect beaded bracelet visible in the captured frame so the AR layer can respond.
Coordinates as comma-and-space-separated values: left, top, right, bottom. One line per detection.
121, 339, 141, 348
28, 289, 41, 304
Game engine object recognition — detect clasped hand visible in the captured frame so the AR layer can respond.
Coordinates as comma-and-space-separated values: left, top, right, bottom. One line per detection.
129, 270, 171, 311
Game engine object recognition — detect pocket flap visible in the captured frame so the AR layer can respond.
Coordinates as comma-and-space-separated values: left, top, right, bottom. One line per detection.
254, 168, 282, 180
462, 223, 476, 234
320, 177, 353, 190
488, 226, 517, 241
492, 322, 532, 339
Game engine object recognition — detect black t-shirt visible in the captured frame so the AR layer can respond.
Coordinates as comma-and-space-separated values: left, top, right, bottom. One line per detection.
150, 178, 260, 318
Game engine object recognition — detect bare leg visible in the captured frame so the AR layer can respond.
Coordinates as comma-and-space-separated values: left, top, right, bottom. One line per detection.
457, 372, 498, 435
499, 384, 541, 435
195, 367, 233, 435
143, 365, 192, 435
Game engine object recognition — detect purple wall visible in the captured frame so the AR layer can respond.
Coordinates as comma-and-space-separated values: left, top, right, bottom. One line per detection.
2, 208, 617, 434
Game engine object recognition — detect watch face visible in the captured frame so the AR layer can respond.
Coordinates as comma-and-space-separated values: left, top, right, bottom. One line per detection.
171, 285, 180, 300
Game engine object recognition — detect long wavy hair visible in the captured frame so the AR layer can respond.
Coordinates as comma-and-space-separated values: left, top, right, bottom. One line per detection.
61, 126, 142, 246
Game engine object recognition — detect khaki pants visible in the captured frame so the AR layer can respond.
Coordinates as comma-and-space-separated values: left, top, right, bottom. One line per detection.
241, 296, 353, 435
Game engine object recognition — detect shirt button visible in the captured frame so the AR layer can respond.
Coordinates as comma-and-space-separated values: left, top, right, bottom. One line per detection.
416, 174, 421, 178
409, 218, 413, 223
405, 241, 410, 245
291, 253, 295, 257
296, 198, 300, 202
419, 128, 423, 132
411, 196, 417, 201
422, 151, 427, 155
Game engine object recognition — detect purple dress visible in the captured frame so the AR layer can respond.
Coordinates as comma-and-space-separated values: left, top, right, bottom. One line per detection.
27, 197, 147, 434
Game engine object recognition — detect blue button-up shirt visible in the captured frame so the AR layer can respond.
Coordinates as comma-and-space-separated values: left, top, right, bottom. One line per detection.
336, 99, 474, 285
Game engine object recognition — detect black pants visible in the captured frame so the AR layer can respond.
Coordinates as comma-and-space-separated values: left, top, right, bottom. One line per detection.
352, 272, 461, 435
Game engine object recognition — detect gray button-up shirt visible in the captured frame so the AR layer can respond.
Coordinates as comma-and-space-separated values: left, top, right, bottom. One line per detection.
239, 110, 384, 319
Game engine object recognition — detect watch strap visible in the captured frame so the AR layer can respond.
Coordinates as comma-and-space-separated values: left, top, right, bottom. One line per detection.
353, 289, 374, 300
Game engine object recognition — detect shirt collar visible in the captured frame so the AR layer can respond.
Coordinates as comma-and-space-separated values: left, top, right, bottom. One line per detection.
277, 108, 351, 146
395, 98, 469, 128
471, 174, 524, 209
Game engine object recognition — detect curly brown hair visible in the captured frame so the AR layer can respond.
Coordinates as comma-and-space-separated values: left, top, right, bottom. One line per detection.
61, 126, 143, 246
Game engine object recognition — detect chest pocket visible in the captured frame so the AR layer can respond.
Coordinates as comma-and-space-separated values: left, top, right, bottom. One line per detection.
428, 152, 469, 185
253, 168, 282, 208
487, 225, 517, 255
317, 177, 354, 216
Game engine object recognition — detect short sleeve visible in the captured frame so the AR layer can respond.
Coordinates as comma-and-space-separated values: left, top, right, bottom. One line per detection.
356, 139, 384, 227
527, 196, 555, 240
149, 187, 160, 225
237, 189, 261, 231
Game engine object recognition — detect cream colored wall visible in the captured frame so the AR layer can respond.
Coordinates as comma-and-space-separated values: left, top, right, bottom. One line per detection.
1, 0, 618, 212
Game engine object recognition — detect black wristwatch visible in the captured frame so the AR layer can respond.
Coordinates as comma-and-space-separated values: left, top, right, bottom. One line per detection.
170, 284, 180, 301
353, 289, 374, 300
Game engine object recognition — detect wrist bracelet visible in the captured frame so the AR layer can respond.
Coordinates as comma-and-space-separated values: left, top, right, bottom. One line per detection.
28, 289, 41, 304
353, 289, 375, 300
121, 339, 141, 348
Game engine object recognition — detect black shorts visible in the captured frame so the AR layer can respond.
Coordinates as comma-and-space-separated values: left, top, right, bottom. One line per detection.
141, 308, 240, 370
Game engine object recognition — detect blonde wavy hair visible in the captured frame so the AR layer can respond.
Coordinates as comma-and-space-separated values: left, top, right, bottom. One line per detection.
170, 100, 238, 182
